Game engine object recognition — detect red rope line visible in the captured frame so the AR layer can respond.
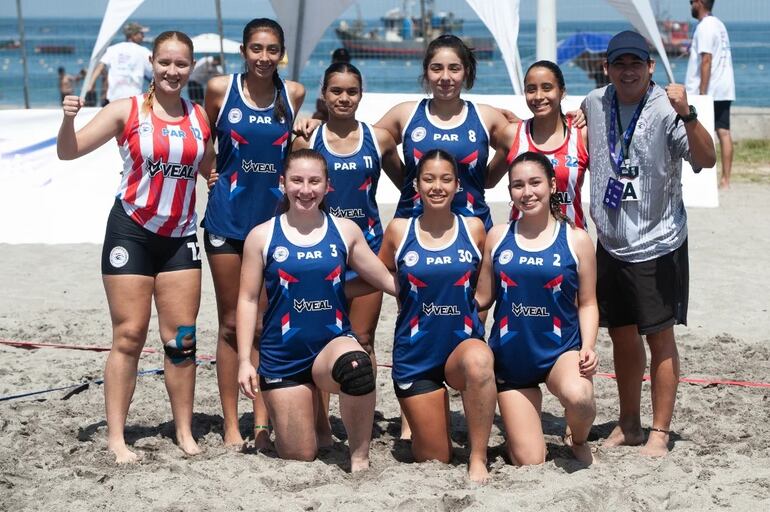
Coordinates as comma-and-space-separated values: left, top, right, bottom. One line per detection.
3, 338, 768, 389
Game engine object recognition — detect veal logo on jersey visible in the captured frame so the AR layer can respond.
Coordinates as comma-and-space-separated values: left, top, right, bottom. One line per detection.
511, 303, 549, 317
145, 158, 195, 180
293, 298, 332, 312
422, 302, 461, 316
329, 206, 364, 218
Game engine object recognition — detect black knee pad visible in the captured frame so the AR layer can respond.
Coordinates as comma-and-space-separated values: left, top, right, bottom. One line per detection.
331, 351, 374, 396
163, 325, 197, 364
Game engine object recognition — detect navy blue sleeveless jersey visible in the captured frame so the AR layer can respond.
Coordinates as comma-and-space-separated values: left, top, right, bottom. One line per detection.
488, 221, 581, 387
399, 99, 491, 229
392, 215, 484, 383
309, 122, 383, 254
259, 214, 352, 378
202, 74, 294, 240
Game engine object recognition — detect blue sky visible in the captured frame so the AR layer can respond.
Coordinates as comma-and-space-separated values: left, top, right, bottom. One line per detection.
0, 0, 759, 22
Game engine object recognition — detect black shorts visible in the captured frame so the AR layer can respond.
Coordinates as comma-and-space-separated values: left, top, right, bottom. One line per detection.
393, 365, 446, 398
597, 240, 689, 335
101, 200, 202, 276
259, 367, 314, 391
203, 229, 245, 255
714, 100, 732, 131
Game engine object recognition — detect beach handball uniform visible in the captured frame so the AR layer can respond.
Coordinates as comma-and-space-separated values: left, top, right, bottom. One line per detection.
202, 73, 293, 254
392, 215, 484, 397
488, 221, 581, 390
399, 99, 492, 230
505, 117, 589, 228
258, 214, 353, 390
102, 94, 210, 276
309, 121, 383, 279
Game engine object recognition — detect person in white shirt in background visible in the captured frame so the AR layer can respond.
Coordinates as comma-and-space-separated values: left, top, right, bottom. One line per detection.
686, 0, 736, 189
188, 55, 223, 105
88, 22, 152, 106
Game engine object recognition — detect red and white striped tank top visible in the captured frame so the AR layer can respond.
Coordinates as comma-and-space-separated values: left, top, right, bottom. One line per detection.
116, 95, 210, 237
505, 117, 589, 229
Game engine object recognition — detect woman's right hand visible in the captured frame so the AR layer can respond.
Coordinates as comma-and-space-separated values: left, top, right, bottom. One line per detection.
238, 360, 259, 400
62, 95, 83, 118
207, 169, 219, 190
292, 116, 321, 138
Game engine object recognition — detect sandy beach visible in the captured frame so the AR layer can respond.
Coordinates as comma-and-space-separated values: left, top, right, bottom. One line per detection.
1, 183, 769, 511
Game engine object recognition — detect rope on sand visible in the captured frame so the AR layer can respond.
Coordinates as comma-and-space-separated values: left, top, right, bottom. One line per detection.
1, 338, 768, 402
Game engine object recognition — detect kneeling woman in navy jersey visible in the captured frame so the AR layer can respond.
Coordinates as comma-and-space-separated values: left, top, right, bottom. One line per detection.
236, 149, 397, 472
378, 149, 496, 483
57, 31, 214, 463
476, 151, 599, 466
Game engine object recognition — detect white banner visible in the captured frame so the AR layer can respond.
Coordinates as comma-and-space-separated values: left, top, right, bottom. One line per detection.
0, 95, 716, 244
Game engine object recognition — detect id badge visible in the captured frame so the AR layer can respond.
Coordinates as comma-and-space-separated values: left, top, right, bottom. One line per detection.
619, 159, 640, 179
603, 176, 624, 210
620, 178, 641, 202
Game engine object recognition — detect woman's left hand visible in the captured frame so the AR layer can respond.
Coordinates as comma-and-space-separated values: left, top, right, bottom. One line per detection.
578, 347, 598, 377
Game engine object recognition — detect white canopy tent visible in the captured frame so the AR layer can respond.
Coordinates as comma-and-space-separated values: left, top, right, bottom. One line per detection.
189, 33, 241, 54
79, 0, 672, 99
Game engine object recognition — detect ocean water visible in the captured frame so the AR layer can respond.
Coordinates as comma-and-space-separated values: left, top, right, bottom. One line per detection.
0, 17, 768, 108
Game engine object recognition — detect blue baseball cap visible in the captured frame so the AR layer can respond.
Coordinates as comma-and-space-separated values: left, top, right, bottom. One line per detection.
606, 30, 650, 63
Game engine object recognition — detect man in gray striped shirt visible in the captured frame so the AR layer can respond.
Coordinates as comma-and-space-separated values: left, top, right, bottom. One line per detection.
582, 31, 715, 457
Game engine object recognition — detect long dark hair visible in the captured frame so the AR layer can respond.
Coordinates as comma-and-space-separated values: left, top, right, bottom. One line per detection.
277, 149, 329, 214
420, 34, 477, 91
416, 148, 458, 179
242, 18, 289, 123
321, 62, 363, 93
143, 31, 194, 114
508, 151, 572, 226
524, 60, 566, 118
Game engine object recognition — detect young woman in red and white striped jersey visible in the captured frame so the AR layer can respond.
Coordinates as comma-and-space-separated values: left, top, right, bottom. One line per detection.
57, 30, 214, 464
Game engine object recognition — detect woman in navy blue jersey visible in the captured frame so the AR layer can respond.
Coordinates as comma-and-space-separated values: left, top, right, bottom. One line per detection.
236, 149, 397, 472
202, 18, 305, 449
475, 151, 599, 466
292, 62, 403, 443
378, 149, 496, 483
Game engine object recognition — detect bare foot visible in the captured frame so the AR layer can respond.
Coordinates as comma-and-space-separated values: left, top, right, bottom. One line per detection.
719, 177, 730, 189
640, 431, 670, 457
603, 423, 644, 447
468, 457, 490, 484
564, 435, 597, 466
108, 441, 139, 464
223, 429, 245, 448
254, 428, 271, 451
177, 434, 202, 456
350, 456, 370, 473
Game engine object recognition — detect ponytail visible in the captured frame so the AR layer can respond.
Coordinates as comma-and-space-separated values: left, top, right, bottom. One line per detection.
272, 70, 288, 124
142, 79, 156, 114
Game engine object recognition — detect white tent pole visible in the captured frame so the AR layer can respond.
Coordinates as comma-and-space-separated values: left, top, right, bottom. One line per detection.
536, 0, 556, 62
15, 0, 30, 109
290, 0, 307, 82
215, 0, 226, 68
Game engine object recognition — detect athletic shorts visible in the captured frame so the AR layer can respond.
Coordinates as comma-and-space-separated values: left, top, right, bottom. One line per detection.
393, 364, 446, 398
596, 240, 689, 335
714, 101, 732, 131
259, 366, 314, 391
101, 200, 201, 276
494, 347, 580, 392
203, 229, 245, 255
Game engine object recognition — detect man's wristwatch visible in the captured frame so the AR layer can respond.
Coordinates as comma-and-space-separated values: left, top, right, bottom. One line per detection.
679, 105, 698, 124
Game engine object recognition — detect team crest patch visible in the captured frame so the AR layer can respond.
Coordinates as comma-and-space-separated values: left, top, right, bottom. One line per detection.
273, 246, 289, 262
208, 233, 226, 248
403, 250, 419, 267
138, 122, 153, 135
410, 126, 426, 142
499, 249, 513, 265
109, 246, 129, 268
228, 108, 242, 124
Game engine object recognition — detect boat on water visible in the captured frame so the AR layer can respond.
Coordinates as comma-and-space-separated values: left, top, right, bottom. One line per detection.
34, 45, 75, 55
657, 19, 690, 57
335, 0, 496, 59
0, 39, 21, 50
